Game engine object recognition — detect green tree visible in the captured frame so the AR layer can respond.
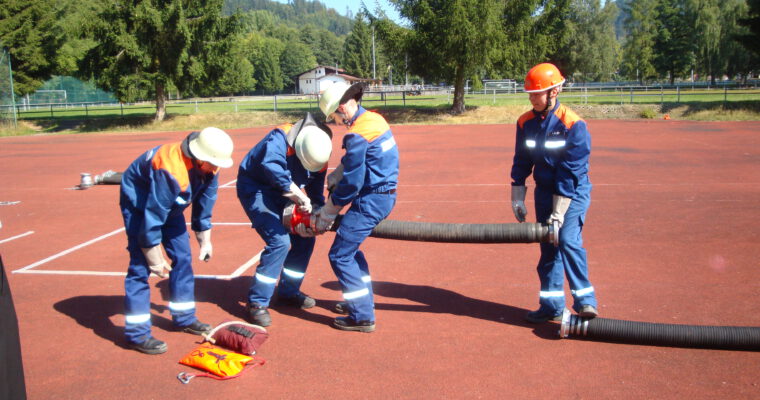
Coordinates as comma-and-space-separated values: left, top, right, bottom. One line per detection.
280, 40, 317, 90
693, 0, 722, 84
738, 0, 760, 57
653, 0, 697, 84
620, 0, 658, 83
560, 0, 620, 82
247, 35, 284, 93
80, 0, 248, 120
0, 0, 63, 96
391, 0, 505, 114
342, 14, 373, 78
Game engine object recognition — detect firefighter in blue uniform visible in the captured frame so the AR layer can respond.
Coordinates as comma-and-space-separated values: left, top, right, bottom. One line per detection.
120, 127, 234, 354
237, 113, 333, 327
316, 82, 399, 333
510, 63, 599, 323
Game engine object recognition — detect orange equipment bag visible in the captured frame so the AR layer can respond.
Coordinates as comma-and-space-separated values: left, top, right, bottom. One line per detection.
177, 343, 265, 384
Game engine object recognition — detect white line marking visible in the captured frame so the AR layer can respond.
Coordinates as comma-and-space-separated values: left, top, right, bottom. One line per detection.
220, 179, 237, 188
0, 230, 34, 244
13, 269, 232, 280
229, 249, 264, 278
12, 227, 125, 273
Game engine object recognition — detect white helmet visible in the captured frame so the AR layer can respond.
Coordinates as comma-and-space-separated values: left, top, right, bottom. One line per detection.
319, 82, 351, 121
294, 125, 332, 172
188, 127, 234, 168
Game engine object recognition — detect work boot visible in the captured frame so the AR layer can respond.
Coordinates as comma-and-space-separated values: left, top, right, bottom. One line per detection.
129, 336, 168, 355
246, 303, 272, 327
578, 305, 598, 319
333, 316, 375, 333
334, 301, 349, 314
525, 308, 563, 324
180, 320, 212, 335
275, 292, 316, 309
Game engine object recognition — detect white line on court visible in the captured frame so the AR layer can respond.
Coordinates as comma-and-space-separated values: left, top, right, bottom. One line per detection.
220, 179, 237, 188
0, 231, 34, 244
228, 249, 264, 278
12, 227, 126, 273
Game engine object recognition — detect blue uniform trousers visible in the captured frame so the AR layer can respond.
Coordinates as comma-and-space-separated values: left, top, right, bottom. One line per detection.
329, 192, 395, 322
534, 182, 596, 314
122, 210, 197, 344
240, 191, 315, 306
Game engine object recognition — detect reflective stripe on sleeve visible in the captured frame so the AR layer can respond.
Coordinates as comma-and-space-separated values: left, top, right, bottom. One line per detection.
381, 137, 397, 152
361, 275, 371, 283
545, 140, 566, 149
526, 139, 536, 148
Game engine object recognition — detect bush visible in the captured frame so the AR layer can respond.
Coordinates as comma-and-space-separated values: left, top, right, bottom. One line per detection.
640, 108, 657, 119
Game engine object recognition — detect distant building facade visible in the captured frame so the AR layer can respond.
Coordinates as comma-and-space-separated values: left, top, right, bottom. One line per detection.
296, 66, 378, 94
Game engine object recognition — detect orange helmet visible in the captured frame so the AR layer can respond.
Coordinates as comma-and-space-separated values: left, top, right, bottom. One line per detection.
524, 63, 565, 93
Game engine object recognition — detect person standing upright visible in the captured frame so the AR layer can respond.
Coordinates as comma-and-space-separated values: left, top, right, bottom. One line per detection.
509, 63, 599, 323
316, 82, 399, 333
120, 127, 234, 354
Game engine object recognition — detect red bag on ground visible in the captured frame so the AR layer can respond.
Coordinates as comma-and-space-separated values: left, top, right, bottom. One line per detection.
177, 343, 264, 384
201, 321, 269, 355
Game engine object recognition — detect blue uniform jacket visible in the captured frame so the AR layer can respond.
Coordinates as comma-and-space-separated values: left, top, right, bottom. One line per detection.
332, 106, 399, 207
237, 124, 326, 206
120, 142, 219, 248
511, 100, 591, 197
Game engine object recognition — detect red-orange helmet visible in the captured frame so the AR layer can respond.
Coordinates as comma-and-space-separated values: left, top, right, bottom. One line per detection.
524, 63, 565, 93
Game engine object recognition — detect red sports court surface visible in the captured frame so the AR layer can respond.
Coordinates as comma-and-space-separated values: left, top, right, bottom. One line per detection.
1, 119, 759, 399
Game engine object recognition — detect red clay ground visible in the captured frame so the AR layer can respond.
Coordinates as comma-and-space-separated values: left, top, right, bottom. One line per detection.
1, 119, 759, 399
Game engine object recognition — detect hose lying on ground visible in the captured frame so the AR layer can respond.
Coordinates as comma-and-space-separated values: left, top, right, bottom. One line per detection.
560, 309, 760, 351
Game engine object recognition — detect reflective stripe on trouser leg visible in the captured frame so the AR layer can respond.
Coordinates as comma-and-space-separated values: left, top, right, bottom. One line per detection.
534, 186, 565, 314
124, 227, 153, 343
162, 215, 196, 327
558, 186, 596, 311
355, 250, 373, 300
248, 209, 290, 307
277, 233, 315, 298
536, 242, 566, 313
329, 235, 374, 322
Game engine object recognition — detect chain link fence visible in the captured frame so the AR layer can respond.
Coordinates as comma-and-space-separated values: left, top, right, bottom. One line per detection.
0, 46, 17, 128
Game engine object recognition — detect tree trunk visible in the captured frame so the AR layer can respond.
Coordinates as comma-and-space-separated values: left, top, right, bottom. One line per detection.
155, 81, 166, 122
451, 64, 466, 115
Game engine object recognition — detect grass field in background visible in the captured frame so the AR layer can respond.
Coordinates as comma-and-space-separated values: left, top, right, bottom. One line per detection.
2, 87, 759, 136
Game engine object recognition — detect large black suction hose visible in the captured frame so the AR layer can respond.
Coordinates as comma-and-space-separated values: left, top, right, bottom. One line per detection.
331, 215, 556, 244
560, 309, 760, 351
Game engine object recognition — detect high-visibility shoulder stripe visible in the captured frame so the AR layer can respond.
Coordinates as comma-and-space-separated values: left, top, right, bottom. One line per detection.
277, 123, 296, 156
277, 123, 293, 133
517, 110, 535, 129
553, 104, 582, 130
151, 142, 192, 191
351, 110, 390, 142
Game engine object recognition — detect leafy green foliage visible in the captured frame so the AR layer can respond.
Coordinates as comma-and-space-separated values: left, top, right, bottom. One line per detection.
342, 14, 373, 79
0, 0, 63, 95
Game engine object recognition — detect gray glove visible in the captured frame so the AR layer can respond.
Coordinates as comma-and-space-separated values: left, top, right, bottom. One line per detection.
327, 164, 344, 192
511, 185, 528, 222
195, 229, 212, 261
283, 182, 312, 213
315, 198, 343, 233
547, 195, 572, 228
142, 245, 172, 278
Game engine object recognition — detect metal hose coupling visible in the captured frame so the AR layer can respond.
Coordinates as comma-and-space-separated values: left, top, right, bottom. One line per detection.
282, 203, 557, 245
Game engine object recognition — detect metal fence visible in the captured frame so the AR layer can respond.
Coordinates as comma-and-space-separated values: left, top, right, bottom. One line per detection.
2, 83, 759, 121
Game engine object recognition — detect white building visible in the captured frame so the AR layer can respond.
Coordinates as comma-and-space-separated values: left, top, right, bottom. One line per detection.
296, 66, 374, 94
